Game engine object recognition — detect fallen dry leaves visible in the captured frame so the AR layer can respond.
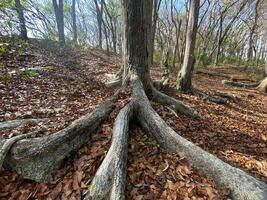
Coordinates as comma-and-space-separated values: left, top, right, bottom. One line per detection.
0, 36, 266, 199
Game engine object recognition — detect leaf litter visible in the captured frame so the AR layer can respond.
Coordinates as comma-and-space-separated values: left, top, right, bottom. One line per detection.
0, 37, 266, 199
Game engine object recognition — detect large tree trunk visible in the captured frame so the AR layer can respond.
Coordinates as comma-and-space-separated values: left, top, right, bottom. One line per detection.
176, 0, 200, 92
122, 0, 153, 91
15, 0, 27, 40
52, 0, 65, 45
71, 0, 77, 43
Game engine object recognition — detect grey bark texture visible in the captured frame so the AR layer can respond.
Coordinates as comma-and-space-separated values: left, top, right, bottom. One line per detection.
1, 95, 117, 182
133, 78, 267, 200
84, 102, 133, 200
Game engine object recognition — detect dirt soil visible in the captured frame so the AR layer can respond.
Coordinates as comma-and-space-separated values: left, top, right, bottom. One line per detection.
0, 37, 266, 199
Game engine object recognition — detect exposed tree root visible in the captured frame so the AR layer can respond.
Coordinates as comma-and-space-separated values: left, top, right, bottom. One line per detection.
132, 78, 267, 200
0, 118, 47, 131
153, 80, 230, 106
0, 130, 44, 168
84, 102, 134, 200
151, 87, 199, 118
0, 95, 118, 182
1, 76, 267, 199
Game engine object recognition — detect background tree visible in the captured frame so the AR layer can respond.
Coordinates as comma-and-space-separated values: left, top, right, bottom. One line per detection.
93, 0, 105, 49
15, 0, 27, 39
71, 0, 77, 43
176, 0, 200, 92
52, 0, 65, 45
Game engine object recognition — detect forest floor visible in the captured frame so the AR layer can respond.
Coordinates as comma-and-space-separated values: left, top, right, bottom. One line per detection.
0, 37, 266, 200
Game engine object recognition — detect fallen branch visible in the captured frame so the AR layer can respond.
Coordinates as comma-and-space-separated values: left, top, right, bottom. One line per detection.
192, 88, 229, 105
196, 70, 230, 78
196, 69, 252, 82
213, 90, 241, 101
2, 95, 118, 182
84, 102, 134, 200
222, 80, 260, 88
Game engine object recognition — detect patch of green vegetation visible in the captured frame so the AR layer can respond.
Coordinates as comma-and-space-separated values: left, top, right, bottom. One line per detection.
25, 69, 40, 77
87, 184, 93, 192
0, 43, 10, 55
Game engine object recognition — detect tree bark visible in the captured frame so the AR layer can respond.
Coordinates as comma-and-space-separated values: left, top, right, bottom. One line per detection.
247, 0, 261, 61
122, 0, 153, 91
71, 0, 77, 43
1, 95, 118, 182
84, 102, 133, 200
177, 0, 200, 92
15, 0, 27, 40
52, 0, 65, 45
150, 0, 162, 64
93, 0, 105, 49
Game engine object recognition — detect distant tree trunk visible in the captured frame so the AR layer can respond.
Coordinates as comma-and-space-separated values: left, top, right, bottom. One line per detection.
171, 0, 181, 68
93, 0, 105, 49
247, 0, 261, 61
104, 2, 117, 54
15, 0, 27, 40
176, 0, 200, 92
52, 0, 65, 45
71, 0, 77, 43
214, 16, 223, 66
150, 0, 162, 64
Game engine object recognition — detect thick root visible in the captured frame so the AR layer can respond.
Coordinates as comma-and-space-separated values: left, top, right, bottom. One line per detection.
0, 130, 44, 168
0, 118, 47, 131
130, 77, 267, 199
2, 95, 118, 182
134, 86, 267, 199
151, 87, 199, 118
84, 102, 134, 200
